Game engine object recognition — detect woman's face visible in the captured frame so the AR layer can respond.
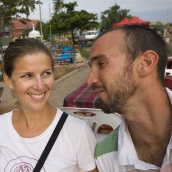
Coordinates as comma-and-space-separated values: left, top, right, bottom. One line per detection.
4, 52, 54, 111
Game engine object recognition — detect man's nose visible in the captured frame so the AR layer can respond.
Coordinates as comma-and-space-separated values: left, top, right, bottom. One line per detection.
86, 69, 98, 85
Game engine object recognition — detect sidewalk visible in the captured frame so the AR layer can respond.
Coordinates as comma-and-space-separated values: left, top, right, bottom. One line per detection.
0, 58, 90, 114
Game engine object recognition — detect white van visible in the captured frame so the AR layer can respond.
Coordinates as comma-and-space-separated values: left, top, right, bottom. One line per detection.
85, 30, 98, 41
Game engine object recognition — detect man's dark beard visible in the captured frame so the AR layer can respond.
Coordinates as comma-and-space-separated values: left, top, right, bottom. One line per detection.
97, 66, 139, 114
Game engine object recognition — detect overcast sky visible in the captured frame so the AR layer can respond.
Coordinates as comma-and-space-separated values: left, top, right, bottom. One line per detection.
29, 0, 172, 24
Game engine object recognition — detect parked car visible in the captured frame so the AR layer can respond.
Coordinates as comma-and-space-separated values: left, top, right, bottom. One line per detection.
2, 45, 8, 51
85, 30, 99, 41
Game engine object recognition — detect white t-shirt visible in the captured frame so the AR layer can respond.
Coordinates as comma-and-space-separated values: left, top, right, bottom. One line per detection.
0, 108, 97, 172
95, 88, 172, 172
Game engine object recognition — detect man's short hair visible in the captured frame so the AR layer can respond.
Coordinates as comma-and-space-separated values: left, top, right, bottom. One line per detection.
95, 25, 167, 85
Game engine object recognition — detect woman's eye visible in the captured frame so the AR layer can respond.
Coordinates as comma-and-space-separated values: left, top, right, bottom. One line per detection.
21, 74, 31, 78
43, 72, 52, 76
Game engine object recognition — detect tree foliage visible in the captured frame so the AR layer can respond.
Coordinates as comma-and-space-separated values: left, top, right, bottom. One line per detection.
0, 0, 18, 25
53, 0, 64, 14
100, 4, 132, 31
19, 0, 37, 17
19, 0, 39, 36
49, 1, 99, 38
35, 21, 49, 40
0, 0, 39, 28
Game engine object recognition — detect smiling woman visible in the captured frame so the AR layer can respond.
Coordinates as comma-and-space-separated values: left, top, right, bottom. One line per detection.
0, 38, 98, 172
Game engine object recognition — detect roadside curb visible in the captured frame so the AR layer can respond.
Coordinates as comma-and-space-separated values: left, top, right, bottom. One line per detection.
54, 58, 88, 84
54, 66, 87, 84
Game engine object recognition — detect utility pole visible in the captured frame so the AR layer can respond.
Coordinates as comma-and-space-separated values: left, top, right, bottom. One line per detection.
39, 0, 43, 41
0, 16, 11, 60
49, 3, 52, 45
0, 18, 3, 60
167, 8, 169, 28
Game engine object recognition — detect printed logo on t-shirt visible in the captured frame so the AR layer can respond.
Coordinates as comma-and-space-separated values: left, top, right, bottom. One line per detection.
4, 156, 46, 172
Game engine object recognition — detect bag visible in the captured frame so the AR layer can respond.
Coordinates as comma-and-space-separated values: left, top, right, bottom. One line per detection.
33, 112, 68, 172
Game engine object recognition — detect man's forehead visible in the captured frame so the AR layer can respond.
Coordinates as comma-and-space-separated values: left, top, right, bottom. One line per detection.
93, 30, 124, 47
99, 29, 124, 39
89, 30, 125, 64
91, 30, 124, 53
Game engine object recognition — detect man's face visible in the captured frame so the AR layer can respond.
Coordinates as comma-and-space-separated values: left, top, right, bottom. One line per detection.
87, 30, 139, 113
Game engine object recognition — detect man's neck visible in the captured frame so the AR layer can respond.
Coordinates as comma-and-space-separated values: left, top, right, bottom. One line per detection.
125, 88, 172, 167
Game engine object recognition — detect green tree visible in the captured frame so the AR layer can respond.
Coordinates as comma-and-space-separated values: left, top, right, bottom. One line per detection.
100, 4, 132, 31
0, 0, 19, 27
0, 0, 40, 36
0, 0, 19, 18
50, 1, 99, 39
18, 0, 39, 36
53, 0, 63, 14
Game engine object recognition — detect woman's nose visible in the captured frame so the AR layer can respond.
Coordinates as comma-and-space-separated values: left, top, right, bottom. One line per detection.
33, 77, 45, 90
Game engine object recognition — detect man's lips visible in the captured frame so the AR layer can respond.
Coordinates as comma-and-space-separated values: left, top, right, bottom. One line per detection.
97, 90, 104, 97
92, 85, 104, 91
91, 85, 105, 97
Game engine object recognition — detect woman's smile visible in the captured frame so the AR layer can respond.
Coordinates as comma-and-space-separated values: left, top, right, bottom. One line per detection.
28, 93, 45, 100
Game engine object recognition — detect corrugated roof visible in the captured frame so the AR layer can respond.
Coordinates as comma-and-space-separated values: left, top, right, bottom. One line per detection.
11, 18, 39, 38
12, 19, 39, 30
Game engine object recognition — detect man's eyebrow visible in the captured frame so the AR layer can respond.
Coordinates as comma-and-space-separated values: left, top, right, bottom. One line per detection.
88, 54, 106, 66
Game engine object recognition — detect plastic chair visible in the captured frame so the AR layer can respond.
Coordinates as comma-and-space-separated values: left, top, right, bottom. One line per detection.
165, 69, 172, 76
59, 54, 74, 63
165, 76, 172, 90
60, 107, 122, 136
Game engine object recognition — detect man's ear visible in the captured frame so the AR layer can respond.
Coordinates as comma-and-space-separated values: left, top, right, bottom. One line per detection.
3, 73, 14, 90
138, 50, 159, 77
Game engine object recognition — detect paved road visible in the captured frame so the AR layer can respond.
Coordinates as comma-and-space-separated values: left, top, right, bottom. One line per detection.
0, 58, 90, 114
49, 59, 90, 108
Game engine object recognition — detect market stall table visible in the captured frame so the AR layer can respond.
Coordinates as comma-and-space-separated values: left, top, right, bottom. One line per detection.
63, 83, 115, 134
165, 76, 172, 90
63, 83, 102, 108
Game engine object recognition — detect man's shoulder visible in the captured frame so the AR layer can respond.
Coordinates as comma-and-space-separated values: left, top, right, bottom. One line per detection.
95, 126, 119, 159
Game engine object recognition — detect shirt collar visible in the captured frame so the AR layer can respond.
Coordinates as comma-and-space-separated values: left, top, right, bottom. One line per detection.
118, 87, 172, 170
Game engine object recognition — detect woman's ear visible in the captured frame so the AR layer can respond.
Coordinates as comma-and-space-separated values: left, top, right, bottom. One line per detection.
3, 73, 14, 90
138, 50, 158, 77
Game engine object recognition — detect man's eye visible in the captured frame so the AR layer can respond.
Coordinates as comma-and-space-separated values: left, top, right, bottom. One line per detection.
98, 62, 105, 67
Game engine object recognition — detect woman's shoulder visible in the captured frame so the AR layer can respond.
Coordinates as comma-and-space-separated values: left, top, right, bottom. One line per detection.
57, 108, 92, 133
0, 111, 12, 128
0, 110, 12, 119
57, 109, 96, 145
68, 114, 87, 124
58, 109, 87, 125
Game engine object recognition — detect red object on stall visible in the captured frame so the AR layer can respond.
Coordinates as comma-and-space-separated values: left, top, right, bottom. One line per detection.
113, 17, 132, 27
113, 16, 150, 27
165, 76, 172, 90
130, 16, 150, 25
